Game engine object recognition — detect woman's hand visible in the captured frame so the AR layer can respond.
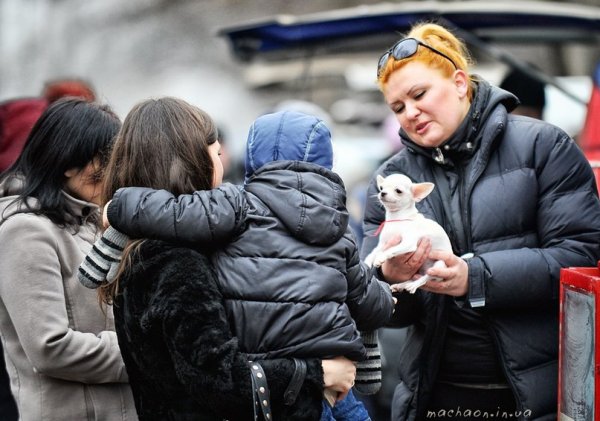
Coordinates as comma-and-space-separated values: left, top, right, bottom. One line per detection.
420, 250, 469, 297
321, 356, 356, 403
380, 236, 431, 284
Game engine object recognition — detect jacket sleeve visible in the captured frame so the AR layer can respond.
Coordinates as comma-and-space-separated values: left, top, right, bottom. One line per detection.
0, 215, 127, 383
468, 131, 600, 310
344, 233, 394, 331
152, 248, 324, 420
107, 183, 248, 244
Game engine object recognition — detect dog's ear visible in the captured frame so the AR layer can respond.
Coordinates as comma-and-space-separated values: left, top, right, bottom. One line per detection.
411, 182, 435, 202
376, 174, 385, 189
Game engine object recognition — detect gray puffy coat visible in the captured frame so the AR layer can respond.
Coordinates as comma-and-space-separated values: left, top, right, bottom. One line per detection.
361, 79, 600, 420
108, 161, 394, 361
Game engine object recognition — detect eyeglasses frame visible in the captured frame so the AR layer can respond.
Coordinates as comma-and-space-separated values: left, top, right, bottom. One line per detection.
377, 37, 458, 78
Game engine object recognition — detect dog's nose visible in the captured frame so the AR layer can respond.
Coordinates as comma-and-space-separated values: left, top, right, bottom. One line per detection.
380, 192, 387, 198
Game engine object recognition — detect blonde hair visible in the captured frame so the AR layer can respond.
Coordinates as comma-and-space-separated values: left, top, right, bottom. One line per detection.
377, 22, 475, 99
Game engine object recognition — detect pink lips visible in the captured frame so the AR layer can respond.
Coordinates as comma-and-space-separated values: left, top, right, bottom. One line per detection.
415, 121, 430, 135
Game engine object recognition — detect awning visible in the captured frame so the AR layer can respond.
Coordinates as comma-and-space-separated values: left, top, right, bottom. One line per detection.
219, 1, 600, 63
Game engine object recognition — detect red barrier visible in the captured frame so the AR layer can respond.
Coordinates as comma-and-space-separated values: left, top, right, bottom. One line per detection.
558, 262, 600, 420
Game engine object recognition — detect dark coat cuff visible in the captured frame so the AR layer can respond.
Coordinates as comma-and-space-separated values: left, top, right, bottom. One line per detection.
466, 257, 486, 308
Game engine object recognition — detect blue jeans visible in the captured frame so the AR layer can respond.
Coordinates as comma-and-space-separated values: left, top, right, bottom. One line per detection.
320, 389, 371, 421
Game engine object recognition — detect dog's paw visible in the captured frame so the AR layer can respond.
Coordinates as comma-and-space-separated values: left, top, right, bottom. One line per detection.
389, 282, 408, 293
405, 276, 429, 294
405, 282, 421, 294
372, 255, 388, 268
363, 250, 379, 267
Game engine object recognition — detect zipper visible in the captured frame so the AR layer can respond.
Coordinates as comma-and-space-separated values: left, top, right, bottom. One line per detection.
433, 148, 445, 164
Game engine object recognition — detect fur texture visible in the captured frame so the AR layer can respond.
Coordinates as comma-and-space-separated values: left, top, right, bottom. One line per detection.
364, 173, 452, 294
114, 240, 324, 420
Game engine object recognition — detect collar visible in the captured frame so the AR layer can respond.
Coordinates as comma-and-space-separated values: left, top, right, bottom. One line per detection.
60, 190, 99, 219
0, 189, 98, 224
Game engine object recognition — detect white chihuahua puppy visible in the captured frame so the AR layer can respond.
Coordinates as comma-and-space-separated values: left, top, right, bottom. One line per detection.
364, 173, 452, 294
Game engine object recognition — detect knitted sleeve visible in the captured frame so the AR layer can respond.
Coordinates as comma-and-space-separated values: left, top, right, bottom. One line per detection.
354, 330, 381, 395
78, 226, 129, 289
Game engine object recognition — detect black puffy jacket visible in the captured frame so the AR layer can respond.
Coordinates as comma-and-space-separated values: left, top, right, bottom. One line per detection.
361, 79, 600, 420
115, 240, 325, 420
108, 161, 394, 361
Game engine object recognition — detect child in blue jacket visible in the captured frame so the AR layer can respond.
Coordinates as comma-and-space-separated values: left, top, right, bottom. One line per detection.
80, 110, 394, 421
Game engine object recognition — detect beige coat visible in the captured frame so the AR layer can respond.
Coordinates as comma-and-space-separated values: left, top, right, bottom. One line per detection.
0, 187, 136, 420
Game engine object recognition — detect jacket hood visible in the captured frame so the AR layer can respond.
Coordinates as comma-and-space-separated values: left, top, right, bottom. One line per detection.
244, 160, 349, 246
400, 77, 518, 165
0, 175, 28, 223
244, 110, 333, 182
0, 175, 24, 198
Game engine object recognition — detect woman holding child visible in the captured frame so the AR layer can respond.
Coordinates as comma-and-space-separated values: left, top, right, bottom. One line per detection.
83, 97, 366, 420
361, 21, 600, 420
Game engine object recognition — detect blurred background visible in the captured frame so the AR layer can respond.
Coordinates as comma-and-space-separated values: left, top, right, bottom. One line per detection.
2, 0, 599, 191
1, 0, 392, 187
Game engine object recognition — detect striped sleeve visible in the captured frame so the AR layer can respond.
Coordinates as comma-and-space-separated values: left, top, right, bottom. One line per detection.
354, 329, 382, 395
78, 226, 128, 289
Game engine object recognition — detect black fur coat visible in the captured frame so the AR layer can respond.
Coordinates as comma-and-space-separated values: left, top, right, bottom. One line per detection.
114, 240, 325, 420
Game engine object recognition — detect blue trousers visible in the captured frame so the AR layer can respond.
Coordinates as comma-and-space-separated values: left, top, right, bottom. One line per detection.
320, 389, 371, 421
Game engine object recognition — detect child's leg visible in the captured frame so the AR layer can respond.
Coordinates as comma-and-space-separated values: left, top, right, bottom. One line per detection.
330, 389, 371, 421
320, 399, 335, 421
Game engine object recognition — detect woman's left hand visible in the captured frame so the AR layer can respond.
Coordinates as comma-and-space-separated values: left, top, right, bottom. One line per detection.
321, 356, 356, 401
420, 250, 469, 297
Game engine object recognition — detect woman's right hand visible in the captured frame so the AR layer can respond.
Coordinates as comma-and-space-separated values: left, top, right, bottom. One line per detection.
321, 356, 356, 402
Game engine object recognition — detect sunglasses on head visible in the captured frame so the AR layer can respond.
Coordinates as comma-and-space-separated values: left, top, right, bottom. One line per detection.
377, 37, 458, 78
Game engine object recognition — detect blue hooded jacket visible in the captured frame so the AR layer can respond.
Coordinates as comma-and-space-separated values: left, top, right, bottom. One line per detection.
244, 110, 333, 182
107, 110, 394, 360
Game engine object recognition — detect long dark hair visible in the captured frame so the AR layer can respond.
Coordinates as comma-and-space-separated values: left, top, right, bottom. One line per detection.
98, 96, 218, 305
0, 97, 120, 228
101, 96, 217, 203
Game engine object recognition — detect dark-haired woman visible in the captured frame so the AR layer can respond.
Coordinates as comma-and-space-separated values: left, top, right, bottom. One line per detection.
0, 98, 136, 420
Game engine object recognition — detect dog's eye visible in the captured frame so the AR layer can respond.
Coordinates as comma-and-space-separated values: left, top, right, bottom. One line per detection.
395, 189, 403, 194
